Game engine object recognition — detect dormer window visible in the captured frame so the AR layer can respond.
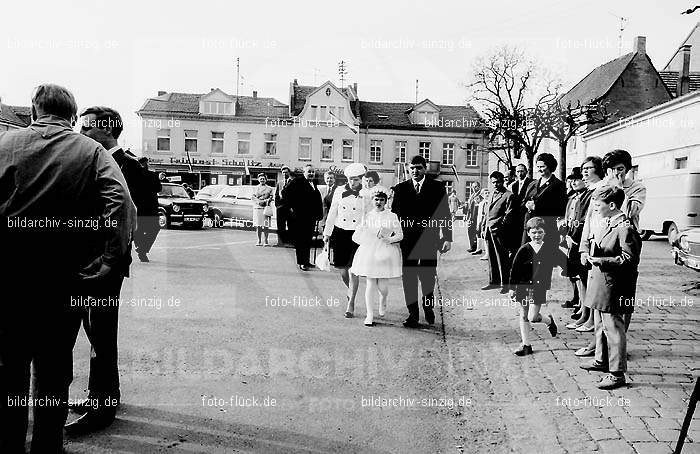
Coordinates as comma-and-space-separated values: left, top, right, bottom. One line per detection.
203, 101, 232, 115
416, 111, 438, 125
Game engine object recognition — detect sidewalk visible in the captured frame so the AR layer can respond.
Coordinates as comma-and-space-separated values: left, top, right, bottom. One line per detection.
439, 229, 699, 454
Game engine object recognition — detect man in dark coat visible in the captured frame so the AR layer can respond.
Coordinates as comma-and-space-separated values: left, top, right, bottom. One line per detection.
522, 153, 567, 251
64, 106, 145, 435
283, 164, 323, 270
464, 181, 481, 252
275, 165, 293, 246
392, 155, 452, 328
136, 157, 162, 261
481, 171, 515, 293
0, 84, 135, 452
509, 163, 535, 252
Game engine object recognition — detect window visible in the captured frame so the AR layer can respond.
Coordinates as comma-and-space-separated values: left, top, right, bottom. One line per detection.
370, 140, 382, 163
675, 157, 688, 169
310, 105, 317, 120
419, 141, 431, 160
203, 101, 231, 114
319, 106, 328, 122
157, 128, 171, 151
264, 133, 277, 155
299, 137, 312, 160
237, 132, 251, 155
442, 143, 454, 165
211, 132, 224, 154
630, 165, 639, 179
184, 130, 198, 153
465, 144, 477, 167
337, 106, 345, 120
444, 181, 453, 194
321, 139, 333, 160
328, 106, 336, 121
342, 139, 353, 161
394, 141, 407, 163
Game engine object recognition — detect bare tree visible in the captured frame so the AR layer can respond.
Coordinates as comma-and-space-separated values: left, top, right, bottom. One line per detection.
466, 46, 559, 177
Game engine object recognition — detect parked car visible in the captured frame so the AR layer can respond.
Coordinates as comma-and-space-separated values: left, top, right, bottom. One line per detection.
158, 183, 208, 229
200, 185, 270, 228
639, 168, 700, 244
672, 227, 700, 271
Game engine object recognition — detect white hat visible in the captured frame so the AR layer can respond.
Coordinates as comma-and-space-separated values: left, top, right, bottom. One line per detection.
344, 162, 366, 178
369, 185, 390, 198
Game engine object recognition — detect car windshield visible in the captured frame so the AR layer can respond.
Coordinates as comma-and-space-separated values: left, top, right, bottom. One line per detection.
196, 186, 224, 198
159, 185, 190, 198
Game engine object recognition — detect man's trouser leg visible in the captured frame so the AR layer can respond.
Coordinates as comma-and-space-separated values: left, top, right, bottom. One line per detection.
400, 246, 420, 323
417, 256, 437, 317
486, 229, 502, 285
0, 344, 31, 453
135, 215, 160, 254
294, 220, 312, 265
276, 207, 289, 244
601, 312, 627, 373
84, 273, 124, 408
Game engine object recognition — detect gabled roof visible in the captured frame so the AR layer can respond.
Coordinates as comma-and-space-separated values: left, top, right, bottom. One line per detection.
359, 101, 482, 130
290, 81, 357, 116
138, 92, 288, 118
662, 22, 700, 71
559, 52, 636, 109
0, 104, 31, 128
658, 71, 700, 96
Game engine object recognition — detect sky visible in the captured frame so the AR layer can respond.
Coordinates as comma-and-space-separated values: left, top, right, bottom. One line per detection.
1, 0, 697, 151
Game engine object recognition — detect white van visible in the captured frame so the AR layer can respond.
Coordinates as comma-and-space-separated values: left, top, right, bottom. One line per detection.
639, 168, 700, 244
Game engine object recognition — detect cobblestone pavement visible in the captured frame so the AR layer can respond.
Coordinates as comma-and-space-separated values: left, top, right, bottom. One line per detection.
439, 230, 700, 454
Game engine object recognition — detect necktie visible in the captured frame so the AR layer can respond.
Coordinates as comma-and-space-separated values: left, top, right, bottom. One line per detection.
415, 182, 420, 194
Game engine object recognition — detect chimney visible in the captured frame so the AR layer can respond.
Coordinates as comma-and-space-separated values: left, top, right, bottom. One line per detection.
678, 44, 692, 97
353, 82, 358, 95
253, 90, 258, 99
633, 36, 646, 55
157, 90, 166, 96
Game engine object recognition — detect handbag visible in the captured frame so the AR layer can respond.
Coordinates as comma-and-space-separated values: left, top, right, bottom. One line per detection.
263, 202, 274, 217
316, 244, 331, 271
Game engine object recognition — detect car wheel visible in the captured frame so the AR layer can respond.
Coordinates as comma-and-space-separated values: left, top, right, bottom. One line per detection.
193, 220, 204, 229
159, 212, 169, 229
640, 230, 653, 241
667, 222, 678, 246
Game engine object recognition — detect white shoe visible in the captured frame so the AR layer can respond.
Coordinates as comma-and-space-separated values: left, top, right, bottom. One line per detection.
378, 302, 385, 317
364, 316, 373, 326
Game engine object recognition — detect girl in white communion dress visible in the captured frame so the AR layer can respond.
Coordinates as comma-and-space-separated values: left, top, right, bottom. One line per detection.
350, 186, 404, 326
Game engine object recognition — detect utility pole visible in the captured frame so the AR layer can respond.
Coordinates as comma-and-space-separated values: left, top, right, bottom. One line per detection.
235, 57, 240, 99
415, 79, 419, 104
608, 12, 628, 55
338, 60, 348, 89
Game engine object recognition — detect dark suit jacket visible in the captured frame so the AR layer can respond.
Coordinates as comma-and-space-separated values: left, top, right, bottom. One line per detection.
112, 148, 161, 216
282, 177, 323, 222
391, 177, 452, 259
275, 177, 293, 208
509, 242, 567, 297
486, 188, 515, 234
323, 184, 338, 216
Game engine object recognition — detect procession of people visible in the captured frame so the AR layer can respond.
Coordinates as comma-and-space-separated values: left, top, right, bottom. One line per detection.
0, 84, 647, 453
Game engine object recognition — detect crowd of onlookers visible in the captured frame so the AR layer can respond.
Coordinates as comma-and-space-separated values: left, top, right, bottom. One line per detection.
462, 150, 645, 390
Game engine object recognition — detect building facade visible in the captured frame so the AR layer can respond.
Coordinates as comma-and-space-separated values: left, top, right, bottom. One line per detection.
0, 103, 31, 131
137, 80, 489, 198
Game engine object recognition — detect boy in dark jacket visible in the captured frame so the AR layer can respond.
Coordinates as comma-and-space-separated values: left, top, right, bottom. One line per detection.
509, 217, 567, 356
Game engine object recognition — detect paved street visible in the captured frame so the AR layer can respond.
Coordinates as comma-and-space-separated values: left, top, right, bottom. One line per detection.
61, 225, 699, 454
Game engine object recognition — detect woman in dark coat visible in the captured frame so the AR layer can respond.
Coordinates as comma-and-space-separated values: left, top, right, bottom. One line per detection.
522, 153, 567, 250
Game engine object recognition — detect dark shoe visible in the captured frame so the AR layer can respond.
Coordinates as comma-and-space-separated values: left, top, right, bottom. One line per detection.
467, 248, 476, 253
137, 251, 149, 262
64, 410, 116, 436
471, 250, 483, 255
403, 319, 420, 328
298, 264, 310, 271
499, 287, 509, 294
344, 311, 354, 318
575, 346, 596, 357
580, 361, 609, 372
561, 299, 578, 308
514, 345, 533, 356
305, 263, 316, 269
481, 284, 500, 291
548, 315, 558, 337
597, 373, 626, 390
68, 398, 97, 415
571, 311, 582, 320
424, 308, 435, 325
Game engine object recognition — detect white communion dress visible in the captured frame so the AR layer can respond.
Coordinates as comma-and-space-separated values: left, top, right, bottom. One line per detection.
350, 208, 403, 278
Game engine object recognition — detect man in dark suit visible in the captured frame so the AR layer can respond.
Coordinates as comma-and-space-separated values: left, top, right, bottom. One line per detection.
509, 163, 535, 251
283, 164, 323, 271
275, 165, 293, 246
136, 157, 163, 261
66, 106, 144, 435
0, 85, 134, 452
392, 155, 452, 328
522, 153, 567, 250
482, 171, 515, 293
